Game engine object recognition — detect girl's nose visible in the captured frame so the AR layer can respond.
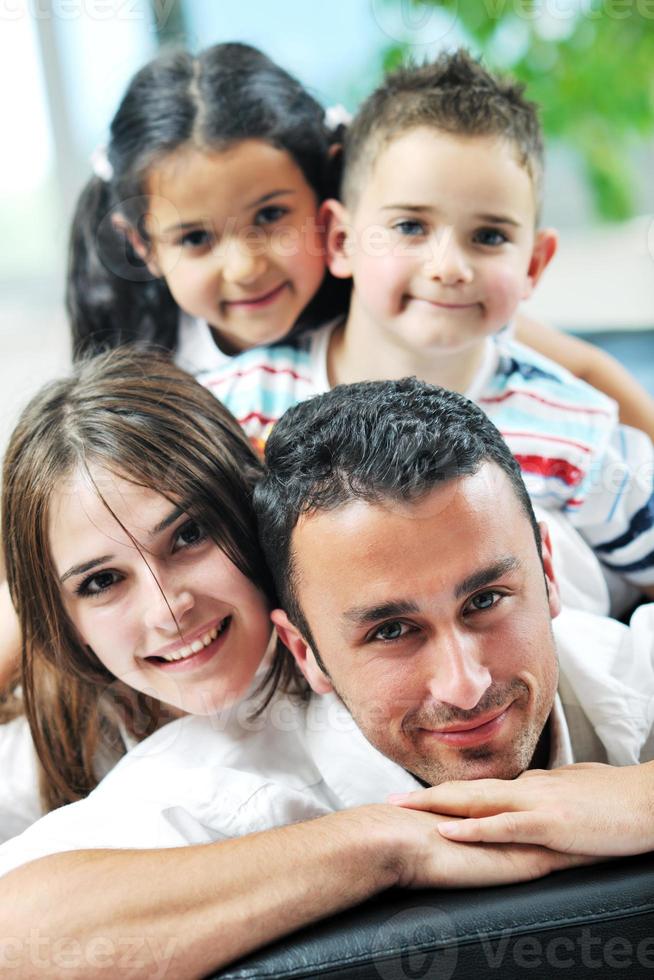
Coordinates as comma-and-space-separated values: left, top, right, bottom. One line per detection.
220, 236, 268, 285
142, 574, 195, 634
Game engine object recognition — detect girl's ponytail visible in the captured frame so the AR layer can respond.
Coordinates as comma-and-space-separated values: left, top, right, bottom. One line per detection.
66, 176, 178, 358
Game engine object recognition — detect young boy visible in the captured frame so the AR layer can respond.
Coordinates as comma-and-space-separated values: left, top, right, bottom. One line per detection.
204, 50, 654, 608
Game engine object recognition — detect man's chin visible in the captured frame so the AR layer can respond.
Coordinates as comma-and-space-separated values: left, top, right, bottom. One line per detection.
410, 751, 528, 786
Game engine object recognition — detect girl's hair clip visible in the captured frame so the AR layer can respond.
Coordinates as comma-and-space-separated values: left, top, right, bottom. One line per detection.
324, 104, 352, 132
90, 144, 114, 182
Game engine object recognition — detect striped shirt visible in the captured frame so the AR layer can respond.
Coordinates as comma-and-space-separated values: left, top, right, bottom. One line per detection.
200, 320, 654, 588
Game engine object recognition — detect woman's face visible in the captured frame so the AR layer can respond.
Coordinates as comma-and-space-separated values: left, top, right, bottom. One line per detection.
48, 466, 272, 716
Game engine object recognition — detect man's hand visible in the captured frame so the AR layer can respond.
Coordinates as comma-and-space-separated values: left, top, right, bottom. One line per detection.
358, 804, 590, 890
387, 762, 654, 857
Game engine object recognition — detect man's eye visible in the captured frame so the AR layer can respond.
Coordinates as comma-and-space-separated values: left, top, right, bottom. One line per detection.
180, 229, 211, 249
473, 227, 508, 247
75, 570, 121, 598
372, 621, 411, 642
174, 519, 208, 551
255, 205, 288, 226
467, 591, 500, 612
393, 220, 426, 237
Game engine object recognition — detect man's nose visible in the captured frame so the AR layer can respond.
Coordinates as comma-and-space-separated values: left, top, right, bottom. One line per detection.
424, 631, 492, 710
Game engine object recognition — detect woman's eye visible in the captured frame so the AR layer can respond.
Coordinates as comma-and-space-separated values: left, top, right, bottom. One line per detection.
393, 220, 426, 237
180, 229, 211, 249
174, 519, 208, 551
76, 570, 121, 598
474, 227, 508, 247
372, 621, 412, 642
467, 590, 501, 613
255, 205, 288, 226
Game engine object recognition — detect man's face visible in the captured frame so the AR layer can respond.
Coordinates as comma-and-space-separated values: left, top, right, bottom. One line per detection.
275, 464, 561, 785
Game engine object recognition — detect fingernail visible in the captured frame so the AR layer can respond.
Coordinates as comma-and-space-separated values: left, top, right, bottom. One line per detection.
438, 821, 461, 835
387, 793, 409, 804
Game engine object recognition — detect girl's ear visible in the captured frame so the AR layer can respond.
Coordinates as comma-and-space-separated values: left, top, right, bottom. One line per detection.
523, 228, 557, 298
318, 199, 354, 280
111, 212, 162, 278
270, 608, 333, 694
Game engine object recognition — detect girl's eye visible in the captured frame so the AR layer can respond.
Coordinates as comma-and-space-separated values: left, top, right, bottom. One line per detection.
466, 590, 501, 613
255, 205, 289, 226
180, 229, 212, 249
173, 519, 208, 551
75, 570, 122, 598
393, 219, 427, 237
473, 227, 508, 247
372, 621, 413, 642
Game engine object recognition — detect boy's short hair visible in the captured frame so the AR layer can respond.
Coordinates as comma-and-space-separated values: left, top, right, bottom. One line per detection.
342, 48, 544, 214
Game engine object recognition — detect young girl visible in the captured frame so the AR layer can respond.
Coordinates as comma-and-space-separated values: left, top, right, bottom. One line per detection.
67, 41, 348, 366
0, 348, 301, 840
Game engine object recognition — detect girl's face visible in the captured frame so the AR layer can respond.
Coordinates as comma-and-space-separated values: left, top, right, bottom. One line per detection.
48, 466, 272, 716
142, 141, 326, 353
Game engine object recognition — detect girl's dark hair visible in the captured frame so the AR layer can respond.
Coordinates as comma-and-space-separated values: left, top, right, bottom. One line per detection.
67, 43, 348, 359
1, 348, 298, 812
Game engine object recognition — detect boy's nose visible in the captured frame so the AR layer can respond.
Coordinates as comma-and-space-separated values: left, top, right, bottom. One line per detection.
220, 236, 268, 285
423, 230, 473, 285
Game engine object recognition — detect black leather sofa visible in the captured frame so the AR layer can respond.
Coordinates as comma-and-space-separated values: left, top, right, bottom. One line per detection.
216, 852, 654, 979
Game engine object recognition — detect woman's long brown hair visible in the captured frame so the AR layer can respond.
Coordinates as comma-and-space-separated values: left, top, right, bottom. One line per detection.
1, 348, 296, 812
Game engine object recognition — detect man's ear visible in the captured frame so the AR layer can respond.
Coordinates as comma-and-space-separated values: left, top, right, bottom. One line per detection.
538, 520, 561, 619
270, 608, 333, 694
523, 228, 557, 299
111, 212, 162, 277
318, 198, 354, 280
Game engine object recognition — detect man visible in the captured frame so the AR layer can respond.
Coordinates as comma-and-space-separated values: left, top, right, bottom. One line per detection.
1, 379, 652, 979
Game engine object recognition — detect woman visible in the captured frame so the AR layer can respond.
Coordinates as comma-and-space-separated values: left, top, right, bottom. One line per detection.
0, 347, 299, 837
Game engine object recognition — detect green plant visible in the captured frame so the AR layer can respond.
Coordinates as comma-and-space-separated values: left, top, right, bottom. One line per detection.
382, 0, 654, 220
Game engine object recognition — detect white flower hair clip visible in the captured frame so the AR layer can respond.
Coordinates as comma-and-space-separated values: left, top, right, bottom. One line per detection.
90, 144, 114, 182
324, 104, 352, 131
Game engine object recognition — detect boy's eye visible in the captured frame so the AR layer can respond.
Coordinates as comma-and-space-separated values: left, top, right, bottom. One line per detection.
393, 219, 427, 237
255, 205, 289, 226
371, 621, 413, 642
473, 227, 508, 247
180, 229, 212, 249
174, 519, 208, 551
76, 570, 122, 598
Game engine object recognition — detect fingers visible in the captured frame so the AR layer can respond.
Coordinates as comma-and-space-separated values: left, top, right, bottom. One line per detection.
388, 780, 522, 817
436, 812, 561, 849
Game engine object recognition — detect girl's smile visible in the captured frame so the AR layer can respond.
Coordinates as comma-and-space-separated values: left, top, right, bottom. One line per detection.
49, 466, 273, 716
141, 141, 326, 353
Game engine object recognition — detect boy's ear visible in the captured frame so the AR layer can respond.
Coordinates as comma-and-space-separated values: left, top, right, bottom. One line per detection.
111, 212, 162, 277
318, 199, 354, 279
523, 228, 557, 298
270, 608, 333, 694
537, 520, 561, 620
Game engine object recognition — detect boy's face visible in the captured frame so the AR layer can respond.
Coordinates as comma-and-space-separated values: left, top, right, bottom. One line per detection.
327, 128, 555, 356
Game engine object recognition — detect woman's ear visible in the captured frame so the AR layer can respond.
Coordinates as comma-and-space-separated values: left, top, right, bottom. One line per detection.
318, 199, 354, 280
270, 608, 333, 694
111, 212, 162, 278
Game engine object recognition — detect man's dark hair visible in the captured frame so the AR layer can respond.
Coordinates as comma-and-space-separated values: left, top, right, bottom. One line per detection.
342, 48, 544, 215
254, 377, 541, 644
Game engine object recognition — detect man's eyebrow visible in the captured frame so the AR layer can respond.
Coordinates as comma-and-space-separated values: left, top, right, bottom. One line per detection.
454, 557, 521, 599
343, 599, 420, 626
60, 507, 184, 583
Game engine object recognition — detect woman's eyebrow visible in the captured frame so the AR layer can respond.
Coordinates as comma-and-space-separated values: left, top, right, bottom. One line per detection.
150, 506, 184, 536
60, 556, 113, 584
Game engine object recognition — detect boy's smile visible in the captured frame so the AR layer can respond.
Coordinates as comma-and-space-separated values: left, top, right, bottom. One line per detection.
327, 128, 555, 388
